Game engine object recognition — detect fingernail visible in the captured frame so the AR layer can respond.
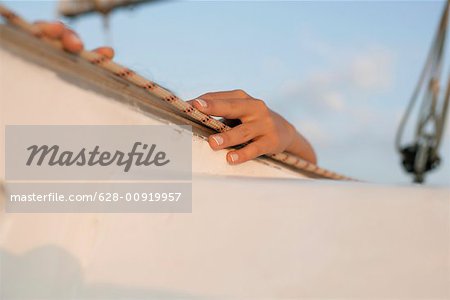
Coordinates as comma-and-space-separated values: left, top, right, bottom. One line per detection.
195, 98, 207, 108
229, 153, 239, 163
211, 135, 224, 146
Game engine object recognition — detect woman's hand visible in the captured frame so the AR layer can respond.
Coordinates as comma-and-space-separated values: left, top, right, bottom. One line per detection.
189, 90, 317, 165
33, 21, 114, 58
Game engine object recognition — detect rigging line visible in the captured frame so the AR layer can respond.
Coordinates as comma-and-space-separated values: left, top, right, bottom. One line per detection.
396, 0, 449, 183
435, 76, 450, 151
396, 0, 449, 151
416, 4, 449, 153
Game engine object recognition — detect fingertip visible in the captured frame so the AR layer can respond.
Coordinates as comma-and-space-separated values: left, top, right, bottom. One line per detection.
208, 135, 224, 150
93, 47, 115, 59
227, 151, 241, 164
106, 47, 115, 58
51, 22, 65, 37
34, 21, 65, 39
62, 30, 84, 53
207, 136, 217, 150
193, 98, 208, 110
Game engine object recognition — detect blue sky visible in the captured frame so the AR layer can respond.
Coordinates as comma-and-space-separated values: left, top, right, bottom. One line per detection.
4, 0, 450, 185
